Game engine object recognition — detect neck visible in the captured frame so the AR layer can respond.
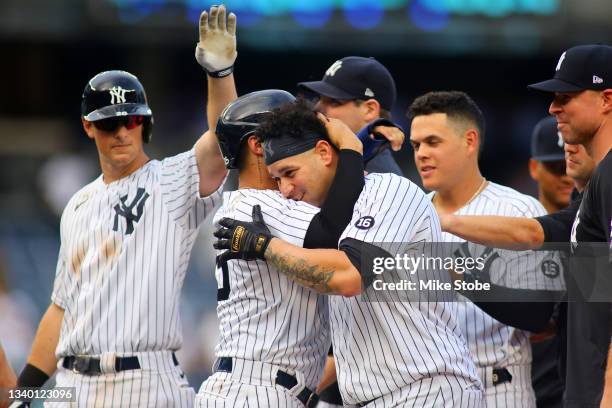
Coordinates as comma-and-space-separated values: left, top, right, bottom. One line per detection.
587, 119, 612, 164
238, 156, 277, 190
433, 168, 485, 214
101, 154, 149, 184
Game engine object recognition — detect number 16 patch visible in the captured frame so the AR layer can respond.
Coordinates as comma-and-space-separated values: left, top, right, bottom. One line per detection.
355, 216, 375, 230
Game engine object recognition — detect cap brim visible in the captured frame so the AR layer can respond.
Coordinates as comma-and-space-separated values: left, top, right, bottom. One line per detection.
297, 80, 357, 100
527, 79, 585, 93
84, 104, 152, 121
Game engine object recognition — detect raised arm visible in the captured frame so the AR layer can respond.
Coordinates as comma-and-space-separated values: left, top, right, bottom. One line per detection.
194, 5, 238, 196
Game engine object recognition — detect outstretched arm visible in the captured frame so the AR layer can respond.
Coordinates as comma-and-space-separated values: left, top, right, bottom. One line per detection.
440, 214, 545, 250
602, 342, 612, 407
194, 5, 238, 196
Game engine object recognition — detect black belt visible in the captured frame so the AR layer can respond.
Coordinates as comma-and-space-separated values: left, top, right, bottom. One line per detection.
492, 367, 513, 386
357, 399, 375, 407
63, 353, 179, 376
214, 357, 319, 407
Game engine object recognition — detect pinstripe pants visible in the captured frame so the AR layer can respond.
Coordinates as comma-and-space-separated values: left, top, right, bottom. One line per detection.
195, 372, 305, 408
357, 375, 483, 408
479, 365, 536, 408
45, 351, 194, 408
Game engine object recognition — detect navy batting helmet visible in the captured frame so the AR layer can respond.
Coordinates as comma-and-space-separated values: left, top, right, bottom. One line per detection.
216, 89, 295, 169
81, 70, 154, 143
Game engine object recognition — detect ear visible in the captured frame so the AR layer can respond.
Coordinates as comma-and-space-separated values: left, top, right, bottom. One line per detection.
362, 99, 381, 122
528, 158, 540, 181
247, 135, 264, 157
314, 140, 334, 166
463, 128, 479, 154
82, 118, 95, 140
601, 89, 612, 114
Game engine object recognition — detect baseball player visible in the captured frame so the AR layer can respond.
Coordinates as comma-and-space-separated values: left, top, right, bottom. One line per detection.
214, 100, 484, 407
298, 56, 403, 176
528, 116, 575, 408
9, 6, 235, 407
408, 91, 566, 407
197, 91, 374, 407
422, 45, 611, 407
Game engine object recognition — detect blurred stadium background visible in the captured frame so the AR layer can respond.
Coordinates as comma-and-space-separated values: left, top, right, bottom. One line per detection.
1, 0, 611, 390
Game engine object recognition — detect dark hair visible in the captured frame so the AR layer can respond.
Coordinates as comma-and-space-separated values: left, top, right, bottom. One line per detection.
257, 97, 331, 145
408, 91, 486, 155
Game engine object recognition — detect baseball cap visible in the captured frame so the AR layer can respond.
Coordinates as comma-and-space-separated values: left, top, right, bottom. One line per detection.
531, 116, 565, 161
297, 56, 397, 111
528, 44, 612, 93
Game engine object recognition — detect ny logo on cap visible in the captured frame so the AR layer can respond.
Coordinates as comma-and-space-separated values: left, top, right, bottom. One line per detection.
109, 86, 134, 104
555, 51, 566, 71
325, 61, 343, 77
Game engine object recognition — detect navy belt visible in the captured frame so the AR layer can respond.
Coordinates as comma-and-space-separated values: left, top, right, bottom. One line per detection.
214, 357, 319, 407
63, 353, 179, 375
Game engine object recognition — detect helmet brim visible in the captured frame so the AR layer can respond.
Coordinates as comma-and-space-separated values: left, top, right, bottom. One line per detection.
84, 103, 152, 122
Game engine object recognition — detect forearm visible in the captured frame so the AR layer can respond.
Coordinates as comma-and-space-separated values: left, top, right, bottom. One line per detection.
265, 238, 361, 296
27, 303, 64, 376
195, 75, 236, 196
442, 214, 544, 250
0, 343, 16, 389
316, 356, 337, 393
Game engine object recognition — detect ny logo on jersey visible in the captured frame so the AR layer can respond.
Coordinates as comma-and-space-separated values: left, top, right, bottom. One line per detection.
109, 86, 134, 104
325, 60, 343, 77
454, 242, 499, 282
113, 187, 150, 235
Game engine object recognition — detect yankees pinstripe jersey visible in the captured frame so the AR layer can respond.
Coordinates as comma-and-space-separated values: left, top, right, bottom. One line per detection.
436, 182, 562, 380
52, 148, 222, 357
212, 189, 330, 391
331, 173, 481, 405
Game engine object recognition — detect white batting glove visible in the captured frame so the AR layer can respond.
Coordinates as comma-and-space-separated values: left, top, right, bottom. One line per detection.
195, 5, 237, 77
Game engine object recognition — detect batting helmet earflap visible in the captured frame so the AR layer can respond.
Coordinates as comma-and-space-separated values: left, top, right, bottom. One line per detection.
81, 70, 154, 143
216, 89, 295, 169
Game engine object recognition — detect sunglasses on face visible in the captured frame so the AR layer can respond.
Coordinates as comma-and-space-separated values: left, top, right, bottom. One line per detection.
92, 115, 145, 132
542, 160, 567, 176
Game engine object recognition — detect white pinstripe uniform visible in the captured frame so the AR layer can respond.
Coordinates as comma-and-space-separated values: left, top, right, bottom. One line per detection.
331, 173, 483, 408
195, 189, 330, 407
436, 182, 565, 408
48, 148, 222, 407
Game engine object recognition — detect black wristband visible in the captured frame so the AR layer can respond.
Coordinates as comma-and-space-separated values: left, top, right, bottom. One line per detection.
17, 363, 49, 389
206, 65, 234, 78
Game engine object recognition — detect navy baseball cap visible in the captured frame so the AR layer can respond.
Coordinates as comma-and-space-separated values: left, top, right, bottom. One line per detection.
528, 44, 612, 93
531, 116, 565, 161
298, 56, 397, 111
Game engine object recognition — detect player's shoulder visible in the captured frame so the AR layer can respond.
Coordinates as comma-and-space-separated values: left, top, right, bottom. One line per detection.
63, 175, 102, 211
363, 173, 426, 199
480, 181, 545, 216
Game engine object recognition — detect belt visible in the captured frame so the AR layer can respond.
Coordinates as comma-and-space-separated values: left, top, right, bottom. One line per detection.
491, 367, 512, 386
357, 399, 375, 407
63, 352, 179, 375
214, 357, 319, 407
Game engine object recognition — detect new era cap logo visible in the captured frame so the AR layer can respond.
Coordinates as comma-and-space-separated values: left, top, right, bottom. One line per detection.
555, 52, 566, 71
557, 131, 564, 148
364, 88, 374, 97
325, 61, 343, 77
593, 75, 603, 84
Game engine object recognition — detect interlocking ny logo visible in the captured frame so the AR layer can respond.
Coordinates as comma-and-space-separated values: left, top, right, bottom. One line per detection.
325, 60, 343, 77
109, 86, 134, 104
113, 188, 149, 234
555, 52, 566, 71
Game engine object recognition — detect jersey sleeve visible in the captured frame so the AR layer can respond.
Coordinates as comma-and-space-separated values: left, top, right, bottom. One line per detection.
536, 192, 582, 243
160, 148, 225, 231
340, 174, 435, 246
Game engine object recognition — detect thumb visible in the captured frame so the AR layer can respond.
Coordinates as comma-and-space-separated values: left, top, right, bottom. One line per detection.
252, 204, 265, 224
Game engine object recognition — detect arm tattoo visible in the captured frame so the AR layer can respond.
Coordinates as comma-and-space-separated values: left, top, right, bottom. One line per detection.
266, 250, 334, 293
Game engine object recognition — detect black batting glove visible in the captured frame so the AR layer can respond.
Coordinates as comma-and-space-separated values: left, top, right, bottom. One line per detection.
214, 205, 273, 264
